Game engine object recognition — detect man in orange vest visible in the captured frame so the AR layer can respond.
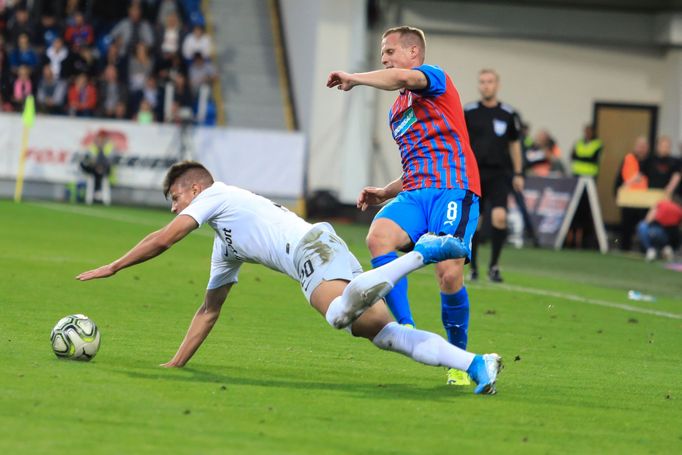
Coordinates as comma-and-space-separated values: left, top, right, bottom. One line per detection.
615, 136, 650, 251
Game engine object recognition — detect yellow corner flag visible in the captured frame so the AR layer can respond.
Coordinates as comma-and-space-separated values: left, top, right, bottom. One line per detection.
14, 95, 35, 202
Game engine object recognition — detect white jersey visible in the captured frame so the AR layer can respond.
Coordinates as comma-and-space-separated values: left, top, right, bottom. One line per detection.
179, 182, 313, 289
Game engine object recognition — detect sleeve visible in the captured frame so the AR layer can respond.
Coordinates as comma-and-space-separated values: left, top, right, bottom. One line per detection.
179, 192, 223, 227
507, 111, 520, 141
207, 235, 241, 289
411, 64, 446, 97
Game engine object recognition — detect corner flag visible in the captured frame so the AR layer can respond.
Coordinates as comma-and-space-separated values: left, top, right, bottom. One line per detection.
14, 95, 35, 202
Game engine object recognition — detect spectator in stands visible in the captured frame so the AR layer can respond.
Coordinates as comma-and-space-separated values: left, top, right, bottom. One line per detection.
65, 12, 94, 50
156, 0, 180, 27
172, 72, 193, 110
64, 0, 87, 24
45, 37, 69, 79
68, 73, 97, 117
12, 64, 33, 109
182, 24, 212, 61
142, 76, 160, 109
157, 11, 182, 57
7, 8, 32, 46
109, 3, 155, 55
68, 46, 99, 79
638, 196, 682, 262
36, 64, 66, 114
615, 136, 650, 251
646, 135, 681, 199
113, 100, 127, 120
187, 52, 216, 97
100, 40, 127, 84
128, 42, 154, 111
526, 129, 564, 177
135, 98, 154, 124
35, 14, 62, 50
9, 33, 39, 75
97, 64, 127, 118
155, 51, 186, 85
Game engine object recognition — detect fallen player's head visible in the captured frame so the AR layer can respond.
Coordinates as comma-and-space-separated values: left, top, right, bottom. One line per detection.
163, 161, 215, 213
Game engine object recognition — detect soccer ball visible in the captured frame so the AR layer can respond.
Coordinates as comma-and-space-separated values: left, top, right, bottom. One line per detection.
50, 314, 101, 361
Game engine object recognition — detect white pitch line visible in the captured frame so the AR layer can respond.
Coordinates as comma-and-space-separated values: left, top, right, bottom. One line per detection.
34, 202, 214, 238
406, 266, 682, 320
478, 282, 682, 320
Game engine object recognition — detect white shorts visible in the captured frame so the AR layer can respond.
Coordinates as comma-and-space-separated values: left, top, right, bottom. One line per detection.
293, 223, 363, 302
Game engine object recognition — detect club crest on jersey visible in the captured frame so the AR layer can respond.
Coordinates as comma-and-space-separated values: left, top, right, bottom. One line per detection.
493, 119, 507, 136
393, 107, 417, 138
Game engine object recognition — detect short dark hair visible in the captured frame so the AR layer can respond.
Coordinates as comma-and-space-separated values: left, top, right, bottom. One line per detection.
163, 160, 213, 198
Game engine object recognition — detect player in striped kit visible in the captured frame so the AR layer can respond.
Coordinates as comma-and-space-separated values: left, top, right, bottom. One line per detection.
327, 26, 481, 385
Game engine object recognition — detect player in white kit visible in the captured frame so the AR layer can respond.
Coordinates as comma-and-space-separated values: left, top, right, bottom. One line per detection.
77, 161, 502, 394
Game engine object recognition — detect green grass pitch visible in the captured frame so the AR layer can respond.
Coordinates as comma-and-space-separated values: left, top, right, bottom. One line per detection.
1, 200, 681, 454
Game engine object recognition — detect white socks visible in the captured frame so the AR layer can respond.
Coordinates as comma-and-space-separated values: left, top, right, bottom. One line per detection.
325, 251, 425, 329
372, 322, 475, 372
371, 251, 424, 285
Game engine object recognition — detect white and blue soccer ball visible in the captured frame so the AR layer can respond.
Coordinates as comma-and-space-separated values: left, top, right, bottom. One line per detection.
50, 314, 101, 361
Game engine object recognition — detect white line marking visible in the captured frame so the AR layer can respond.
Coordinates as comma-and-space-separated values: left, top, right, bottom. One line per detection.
33, 202, 214, 238
407, 268, 682, 320
475, 282, 682, 320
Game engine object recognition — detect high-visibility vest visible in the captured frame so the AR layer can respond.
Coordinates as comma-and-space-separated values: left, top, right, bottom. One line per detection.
88, 142, 114, 157
87, 142, 116, 183
571, 139, 602, 177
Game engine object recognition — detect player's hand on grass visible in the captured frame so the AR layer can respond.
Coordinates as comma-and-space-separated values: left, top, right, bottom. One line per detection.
76, 264, 116, 281
357, 186, 387, 211
326, 71, 356, 91
160, 360, 184, 368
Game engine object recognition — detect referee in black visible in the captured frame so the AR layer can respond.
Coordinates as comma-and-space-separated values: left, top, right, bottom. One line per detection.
464, 69, 524, 282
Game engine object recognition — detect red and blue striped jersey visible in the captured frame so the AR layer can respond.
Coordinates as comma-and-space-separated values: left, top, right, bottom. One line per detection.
389, 64, 480, 195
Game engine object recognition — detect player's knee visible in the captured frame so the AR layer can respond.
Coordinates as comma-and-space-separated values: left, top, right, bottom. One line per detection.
491, 208, 507, 229
366, 231, 394, 255
436, 264, 464, 291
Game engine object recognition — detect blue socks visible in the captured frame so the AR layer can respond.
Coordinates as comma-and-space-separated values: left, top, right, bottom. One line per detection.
371, 252, 414, 326
441, 287, 470, 350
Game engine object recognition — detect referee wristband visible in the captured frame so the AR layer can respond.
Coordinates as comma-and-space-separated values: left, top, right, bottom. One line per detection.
514, 172, 524, 177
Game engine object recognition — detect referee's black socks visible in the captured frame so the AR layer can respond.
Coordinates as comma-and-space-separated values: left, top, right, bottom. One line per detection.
490, 227, 507, 269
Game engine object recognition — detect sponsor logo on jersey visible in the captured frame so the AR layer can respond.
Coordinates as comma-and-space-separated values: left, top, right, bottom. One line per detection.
222, 228, 244, 260
493, 119, 507, 137
393, 107, 417, 138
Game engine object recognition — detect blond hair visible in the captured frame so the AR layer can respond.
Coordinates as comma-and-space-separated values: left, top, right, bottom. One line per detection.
382, 26, 426, 55
479, 68, 499, 81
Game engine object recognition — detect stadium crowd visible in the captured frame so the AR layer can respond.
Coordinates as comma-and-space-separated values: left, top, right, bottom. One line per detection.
0, 0, 216, 124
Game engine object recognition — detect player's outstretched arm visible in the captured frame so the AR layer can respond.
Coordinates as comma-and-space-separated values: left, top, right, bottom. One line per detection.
76, 215, 198, 281
161, 284, 232, 368
327, 68, 427, 92
357, 176, 403, 211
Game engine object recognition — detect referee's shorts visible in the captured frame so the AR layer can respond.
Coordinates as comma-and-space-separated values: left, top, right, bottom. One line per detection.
479, 168, 512, 210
